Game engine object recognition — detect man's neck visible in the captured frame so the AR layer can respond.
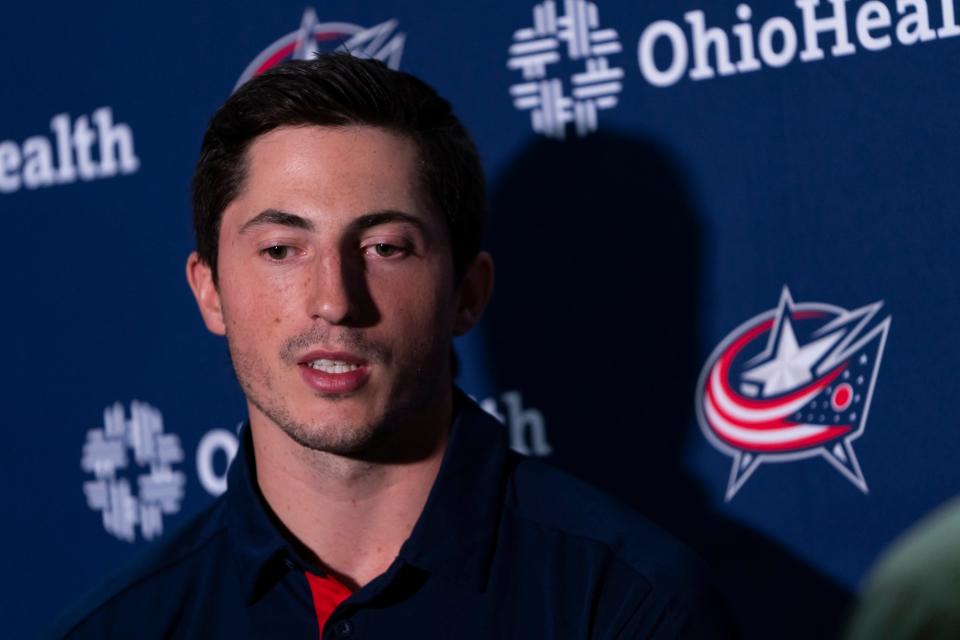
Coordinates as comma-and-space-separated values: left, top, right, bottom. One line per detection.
249, 399, 453, 589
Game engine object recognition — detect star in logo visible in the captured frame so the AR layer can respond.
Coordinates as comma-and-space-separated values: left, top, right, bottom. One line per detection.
742, 314, 843, 397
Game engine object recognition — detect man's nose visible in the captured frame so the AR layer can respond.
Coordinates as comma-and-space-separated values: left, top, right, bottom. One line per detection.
305, 251, 379, 327
304, 253, 350, 324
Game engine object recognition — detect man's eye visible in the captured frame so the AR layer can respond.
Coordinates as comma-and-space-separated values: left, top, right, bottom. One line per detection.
262, 245, 292, 261
366, 243, 406, 258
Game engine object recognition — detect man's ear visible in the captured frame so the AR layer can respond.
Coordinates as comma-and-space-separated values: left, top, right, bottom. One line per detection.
453, 251, 494, 336
186, 252, 226, 336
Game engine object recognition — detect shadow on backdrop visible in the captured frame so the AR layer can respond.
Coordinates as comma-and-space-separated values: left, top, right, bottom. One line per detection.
484, 133, 852, 639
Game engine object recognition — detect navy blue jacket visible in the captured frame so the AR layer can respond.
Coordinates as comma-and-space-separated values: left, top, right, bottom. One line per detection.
50, 394, 729, 638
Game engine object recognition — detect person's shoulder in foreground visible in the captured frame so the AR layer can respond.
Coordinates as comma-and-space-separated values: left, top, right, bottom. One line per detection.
49, 394, 730, 639
846, 495, 960, 640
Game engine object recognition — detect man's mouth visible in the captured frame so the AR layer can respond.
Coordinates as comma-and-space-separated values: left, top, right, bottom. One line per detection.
297, 351, 371, 395
306, 359, 361, 374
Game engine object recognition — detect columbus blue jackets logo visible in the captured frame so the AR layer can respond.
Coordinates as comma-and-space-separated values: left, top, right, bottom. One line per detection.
696, 287, 891, 500
235, 8, 405, 90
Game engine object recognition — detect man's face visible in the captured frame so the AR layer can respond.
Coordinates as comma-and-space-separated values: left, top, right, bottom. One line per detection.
190, 125, 468, 456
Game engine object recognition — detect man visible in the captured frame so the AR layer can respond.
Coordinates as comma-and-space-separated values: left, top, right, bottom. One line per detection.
51, 54, 727, 638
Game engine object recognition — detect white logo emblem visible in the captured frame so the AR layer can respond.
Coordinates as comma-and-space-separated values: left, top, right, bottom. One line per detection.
81, 401, 186, 542
508, 0, 624, 139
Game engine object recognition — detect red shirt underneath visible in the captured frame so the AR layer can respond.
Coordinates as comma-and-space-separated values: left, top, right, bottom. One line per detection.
305, 571, 353, 638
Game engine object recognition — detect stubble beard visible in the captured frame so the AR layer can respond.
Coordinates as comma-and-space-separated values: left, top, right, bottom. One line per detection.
225, 325, 447, 459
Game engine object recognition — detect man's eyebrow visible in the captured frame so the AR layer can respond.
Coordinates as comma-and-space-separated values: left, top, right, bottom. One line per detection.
239, 209, 315, 234
350, 210, 429, 234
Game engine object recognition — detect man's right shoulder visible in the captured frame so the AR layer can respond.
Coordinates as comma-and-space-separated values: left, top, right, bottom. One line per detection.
46, 498, 231, 639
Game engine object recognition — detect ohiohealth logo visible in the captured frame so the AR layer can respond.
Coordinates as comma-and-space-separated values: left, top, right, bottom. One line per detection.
508, 0, 624, 138
81, 401, 185, 542
235, 8, 405, 90
637, 0, 960, 88
696, 287, 891, 500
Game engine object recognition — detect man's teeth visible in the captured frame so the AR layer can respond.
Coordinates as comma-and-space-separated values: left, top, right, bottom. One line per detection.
307, 359, 359, 374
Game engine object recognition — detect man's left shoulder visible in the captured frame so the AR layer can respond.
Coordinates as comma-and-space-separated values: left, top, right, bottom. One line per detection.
503, 456, 731, 637
506, 456, 695, 570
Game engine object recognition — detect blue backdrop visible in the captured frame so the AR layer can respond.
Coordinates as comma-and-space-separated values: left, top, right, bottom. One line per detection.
3, 1, 958, 637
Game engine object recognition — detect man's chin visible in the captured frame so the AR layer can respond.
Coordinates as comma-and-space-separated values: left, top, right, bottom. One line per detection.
249, 386, 443, 462
308, 387, 366, 402
281, 422, 383, 457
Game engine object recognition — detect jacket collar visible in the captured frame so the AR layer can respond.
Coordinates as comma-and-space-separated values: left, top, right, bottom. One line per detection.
396, 389, 511, 592
224, 423, 290, 603
225, 389, 513, 601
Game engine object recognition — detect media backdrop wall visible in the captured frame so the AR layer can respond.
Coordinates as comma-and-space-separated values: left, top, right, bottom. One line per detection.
3, 0, 958, 637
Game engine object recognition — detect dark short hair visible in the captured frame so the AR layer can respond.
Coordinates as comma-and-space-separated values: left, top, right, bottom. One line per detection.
191, 53, 486, 283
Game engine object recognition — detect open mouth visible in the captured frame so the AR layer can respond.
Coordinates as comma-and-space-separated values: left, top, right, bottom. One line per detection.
297, 351, 371, 394
306, 359, 361, 374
